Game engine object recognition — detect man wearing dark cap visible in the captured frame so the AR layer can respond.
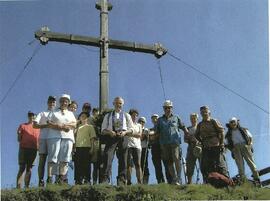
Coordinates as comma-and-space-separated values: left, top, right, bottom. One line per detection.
17, 111, 40, 188
195, 106, 229, 182
34, 95, 56, 186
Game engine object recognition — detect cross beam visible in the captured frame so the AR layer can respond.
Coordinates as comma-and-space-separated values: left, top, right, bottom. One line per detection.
34, 30, 167, 58
34, 0, 167, 111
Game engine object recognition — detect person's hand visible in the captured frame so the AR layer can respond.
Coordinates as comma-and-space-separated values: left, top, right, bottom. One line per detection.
46, 121, 54, 128
72, 146, 76, 156
119, 131, 127, 137
62, 125, 70, 132
110, 131, 116, 137
219, 144, 225, 152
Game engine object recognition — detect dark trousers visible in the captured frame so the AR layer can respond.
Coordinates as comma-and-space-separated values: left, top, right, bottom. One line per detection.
201, 146, 229, 182
102, 137, 127, 184
141, 147, 149, 184
74, 147, 91, 184
163, 159, 173, 184
91, 162, 98, 184
151, 143, 165, 183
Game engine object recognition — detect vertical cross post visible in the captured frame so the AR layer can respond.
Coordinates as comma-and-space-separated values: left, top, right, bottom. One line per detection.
96, 0, 112, 112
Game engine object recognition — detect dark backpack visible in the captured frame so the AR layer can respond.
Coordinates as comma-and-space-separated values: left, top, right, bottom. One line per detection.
91, 109, 113, 144
207, 172, 234, 188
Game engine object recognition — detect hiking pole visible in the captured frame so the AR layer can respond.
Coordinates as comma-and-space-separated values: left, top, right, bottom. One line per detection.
195, 161, 200, 184
179, 146, 187, 184
178, 135, 186, 184
142, 130, 149, 183
182, 155, 188, 184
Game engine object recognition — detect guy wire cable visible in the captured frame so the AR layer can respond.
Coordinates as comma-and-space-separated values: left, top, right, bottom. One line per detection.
157, 59, 167, 100
0, 43, 42, 105
167, 51, 269, 115
0, 39, 37, 66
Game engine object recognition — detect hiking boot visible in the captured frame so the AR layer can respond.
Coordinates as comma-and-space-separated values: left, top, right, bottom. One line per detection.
58, 175, 69, 185
38, 179, 45, 187
117, 176, 126, 186
254, 179, 262, 188
46, 177, 53, 184
172, 181, 181, 186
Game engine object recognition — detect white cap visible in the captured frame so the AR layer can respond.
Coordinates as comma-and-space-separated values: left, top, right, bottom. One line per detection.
60, 94, 71, 102
151, 114, 159, 118
138, 117, 147, 123
229, 117, 238, 122
163, 100, 173, 107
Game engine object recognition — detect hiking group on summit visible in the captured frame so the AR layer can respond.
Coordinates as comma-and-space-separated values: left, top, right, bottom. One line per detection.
16, 95, 260, 188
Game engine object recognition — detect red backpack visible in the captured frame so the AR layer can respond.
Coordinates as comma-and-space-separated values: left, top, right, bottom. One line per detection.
207, 172, 234, 188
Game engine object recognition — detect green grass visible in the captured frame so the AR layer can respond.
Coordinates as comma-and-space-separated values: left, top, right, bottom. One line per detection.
1, 183, 270, 201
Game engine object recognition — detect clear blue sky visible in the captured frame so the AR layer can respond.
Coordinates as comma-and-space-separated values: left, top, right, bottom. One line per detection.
1, 0, 269, 188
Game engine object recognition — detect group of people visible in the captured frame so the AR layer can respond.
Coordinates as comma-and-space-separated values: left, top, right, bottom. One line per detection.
16, 95, 260, 188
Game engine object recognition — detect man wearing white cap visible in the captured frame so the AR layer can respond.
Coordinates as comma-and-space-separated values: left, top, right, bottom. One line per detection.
225, 117, 260, 183
47, 94, 77, 184
156, 100, 189, 185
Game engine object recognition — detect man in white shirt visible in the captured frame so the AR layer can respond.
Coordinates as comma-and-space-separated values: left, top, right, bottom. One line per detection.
34, 95, 56, 187
100, 97, 133, 185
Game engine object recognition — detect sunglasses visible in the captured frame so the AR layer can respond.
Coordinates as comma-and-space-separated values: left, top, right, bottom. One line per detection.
164, 107, 172, 110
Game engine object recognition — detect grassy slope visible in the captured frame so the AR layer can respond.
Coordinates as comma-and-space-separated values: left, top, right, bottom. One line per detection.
1, 183, 270, 201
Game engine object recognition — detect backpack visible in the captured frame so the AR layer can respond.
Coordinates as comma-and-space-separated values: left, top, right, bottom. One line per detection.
91, 109, 113, 144
207, 172, 234, 188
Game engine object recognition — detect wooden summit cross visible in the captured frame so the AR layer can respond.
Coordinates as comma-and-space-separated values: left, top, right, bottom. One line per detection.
35, 0, 167, 112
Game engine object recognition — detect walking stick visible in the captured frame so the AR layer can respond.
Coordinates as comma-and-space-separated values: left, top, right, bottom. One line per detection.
182, 155, 188, 184
178, 135, 187, 184
142, 129, 149, 183
195, 162, 200, 184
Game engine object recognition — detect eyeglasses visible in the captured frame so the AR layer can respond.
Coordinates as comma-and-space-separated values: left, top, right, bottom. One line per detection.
164, 107, 172, 110
229, 121, 236, 124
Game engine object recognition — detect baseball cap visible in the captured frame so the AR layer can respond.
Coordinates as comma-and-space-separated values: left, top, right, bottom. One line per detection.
48, 95, 56, 101
138, 117, 147, 123
60, 94, 71, 102
190, 113, 199, 118
229, 117, 238, 122
200, 105, 210, 111
151, 114, 159, 118
28, 111, 35, 116
163, 100, 173, 107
